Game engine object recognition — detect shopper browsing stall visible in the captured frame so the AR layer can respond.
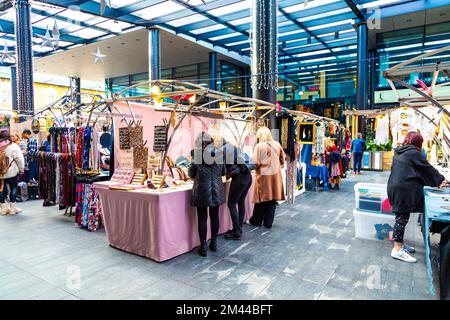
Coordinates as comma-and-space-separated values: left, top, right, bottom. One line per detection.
221, 140, 254, 240
39, 134, 51, 152
0, 131, 25, 215
325, 138, 343, 190
249, 127, 285, 229
21, 129, 38, 182
351, 132, 366, 175
388, 132, 447, 263
188, 132, 226, 257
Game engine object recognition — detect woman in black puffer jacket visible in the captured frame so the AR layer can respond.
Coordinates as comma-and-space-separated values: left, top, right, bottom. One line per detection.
188, 132, 226, 257
387, 131, 446, 263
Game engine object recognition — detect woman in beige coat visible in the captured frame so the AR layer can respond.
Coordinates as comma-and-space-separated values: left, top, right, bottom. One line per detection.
249, 127, 285, 228
0, 131, 25, 215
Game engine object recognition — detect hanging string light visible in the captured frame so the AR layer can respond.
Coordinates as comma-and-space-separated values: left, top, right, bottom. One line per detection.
250, 0, 278, 91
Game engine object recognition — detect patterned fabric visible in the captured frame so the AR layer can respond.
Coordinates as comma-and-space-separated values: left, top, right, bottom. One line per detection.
330, 162, 341, 178
83, 127, 92, 170
75, 128, 84, 169
75, 182, 102, 231
393, 212, 410, 242
27, 137, 38, 155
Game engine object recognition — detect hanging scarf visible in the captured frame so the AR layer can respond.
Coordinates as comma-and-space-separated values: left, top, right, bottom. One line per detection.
83, 127, 92, 170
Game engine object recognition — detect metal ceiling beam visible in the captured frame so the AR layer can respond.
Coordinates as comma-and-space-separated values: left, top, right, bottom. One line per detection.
361, 0, 450, 19
171, 0, 250, 38
0, 18, 86, 44
31, 7, 120, 36
278, 7, 332, 53
147, 0, 243, 24
114, 0, 166, 17
29, 0, 248, 60
344, 0, 365, 21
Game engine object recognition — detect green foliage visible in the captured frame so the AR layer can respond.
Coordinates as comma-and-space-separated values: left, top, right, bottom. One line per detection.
366, 140, 393, 152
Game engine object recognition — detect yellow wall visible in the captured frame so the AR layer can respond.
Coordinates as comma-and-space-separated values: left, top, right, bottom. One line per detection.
0, 77, 104, 111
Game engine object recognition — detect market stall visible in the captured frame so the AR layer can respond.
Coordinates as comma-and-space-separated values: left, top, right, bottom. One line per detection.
6, 92, 117, 230
288, 110, 347, 192
94, 80, 275, 261
382, 46, 450, 299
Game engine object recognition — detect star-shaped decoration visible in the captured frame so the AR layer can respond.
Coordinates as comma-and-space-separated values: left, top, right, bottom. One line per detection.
0, 42, 15, 64
92, 48, 107, 64
36, 22, 60, 50
100, 0, 112, 16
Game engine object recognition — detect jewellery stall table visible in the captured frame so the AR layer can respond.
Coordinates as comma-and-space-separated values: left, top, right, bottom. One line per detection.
423, 186, 450, 298
94, 178, 254, 262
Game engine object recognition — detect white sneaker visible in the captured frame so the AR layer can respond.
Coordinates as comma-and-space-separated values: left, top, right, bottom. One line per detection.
391, 248, 417, 263
0, 203, 9, 215
9, 203, 21, 215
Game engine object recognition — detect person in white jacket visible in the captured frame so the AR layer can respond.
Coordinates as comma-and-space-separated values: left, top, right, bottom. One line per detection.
0, 132, 25, 215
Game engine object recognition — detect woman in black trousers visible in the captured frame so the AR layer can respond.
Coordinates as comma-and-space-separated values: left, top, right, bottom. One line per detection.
388, 131, 447, 263
188, 132, 226, 257
221, 142, 254, 240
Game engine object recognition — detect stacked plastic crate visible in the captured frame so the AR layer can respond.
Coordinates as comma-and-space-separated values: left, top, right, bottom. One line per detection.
354, 183, 395, 241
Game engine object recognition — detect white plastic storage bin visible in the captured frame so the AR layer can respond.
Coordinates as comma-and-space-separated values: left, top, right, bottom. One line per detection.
354, 209, 395, 241
354, 182, 392, 214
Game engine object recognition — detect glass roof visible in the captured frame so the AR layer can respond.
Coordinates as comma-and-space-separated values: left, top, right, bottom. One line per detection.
0, 0, 447, 85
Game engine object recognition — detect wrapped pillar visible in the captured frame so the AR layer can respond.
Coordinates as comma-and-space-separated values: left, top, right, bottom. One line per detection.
251, 0, 278, 129
14, 0, 35, 114
148, 27, 161, 82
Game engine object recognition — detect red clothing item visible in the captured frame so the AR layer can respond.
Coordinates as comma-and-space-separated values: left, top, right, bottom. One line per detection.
326, 146, 344, 176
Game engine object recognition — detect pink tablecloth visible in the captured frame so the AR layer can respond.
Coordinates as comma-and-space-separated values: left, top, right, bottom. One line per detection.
94, 179, 254, 262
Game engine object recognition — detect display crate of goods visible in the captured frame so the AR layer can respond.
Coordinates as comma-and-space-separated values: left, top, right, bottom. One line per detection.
354, 183, 392, 214
382, 151, 394, 171
354, 209, 395, 241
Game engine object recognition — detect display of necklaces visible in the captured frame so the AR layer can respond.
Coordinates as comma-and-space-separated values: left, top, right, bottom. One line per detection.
314, 122, 325, 154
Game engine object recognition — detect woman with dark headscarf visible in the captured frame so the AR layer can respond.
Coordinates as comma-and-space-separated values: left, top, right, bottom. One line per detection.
188, 132, 226, 257
387, 131, 447, 263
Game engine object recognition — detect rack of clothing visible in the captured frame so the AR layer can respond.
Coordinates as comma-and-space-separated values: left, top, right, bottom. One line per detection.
38, 152, 75, 209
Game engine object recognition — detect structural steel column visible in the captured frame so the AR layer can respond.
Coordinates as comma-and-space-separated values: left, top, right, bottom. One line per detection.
148, 27, 161, 82
208, 52, 217, 91
10, 66, 18, 111
251, 0, 278, 129
369, 50, 376, 109
356, 21, 368, 110
14, 0, 35, 114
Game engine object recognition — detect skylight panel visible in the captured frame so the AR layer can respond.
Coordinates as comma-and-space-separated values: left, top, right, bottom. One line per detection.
70, 28, 107, 39
167, 14, 208, 27
210, 32, 241, 41
283, 0, 340, 14
191, 24, 227, 35
134, 1, 186, 21
208, 0, 250, 17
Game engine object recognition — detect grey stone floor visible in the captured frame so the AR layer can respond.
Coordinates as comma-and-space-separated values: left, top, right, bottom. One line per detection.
0, 171, 439, 300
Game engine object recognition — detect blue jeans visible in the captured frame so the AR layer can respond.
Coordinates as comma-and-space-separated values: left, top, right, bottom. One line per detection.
0, 176, 18, 203
27, 160, 38, 182
353, 152, 363, 173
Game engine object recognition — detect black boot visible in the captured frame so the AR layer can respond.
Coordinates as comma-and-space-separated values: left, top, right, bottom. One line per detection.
224, 232, 242, 240
198, 241, 207, 257
334, 184, 340, 190
209, 237, 217, 252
